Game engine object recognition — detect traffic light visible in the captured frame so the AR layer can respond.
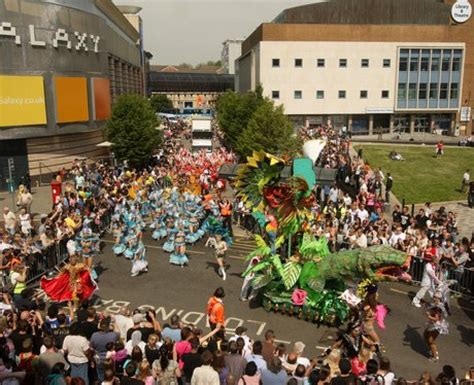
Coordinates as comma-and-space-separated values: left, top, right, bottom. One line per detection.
7, 158, 15, 172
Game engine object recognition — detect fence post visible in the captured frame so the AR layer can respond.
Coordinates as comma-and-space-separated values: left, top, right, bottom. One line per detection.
411, 203, 415, 217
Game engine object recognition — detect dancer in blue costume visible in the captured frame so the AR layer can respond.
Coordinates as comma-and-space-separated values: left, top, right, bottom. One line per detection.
76, 227, 100, 280
163, 218, 177, 253
169, 228, 189, 267
112, 219, 126, 255
131, 239, 148, 277
151, 210, 167, 240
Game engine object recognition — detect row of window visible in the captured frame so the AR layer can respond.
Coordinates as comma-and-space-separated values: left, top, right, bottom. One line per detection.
397, 82, 458, 100
398, 49, 462, 72
272, 58, 391, 68
272, 90, 390, 100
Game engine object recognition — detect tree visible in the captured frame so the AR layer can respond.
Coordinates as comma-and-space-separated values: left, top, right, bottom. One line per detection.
150, 94, 174, 113
216, 86, 264, 150
237, 99, 297, 158
106, 94, 162, 167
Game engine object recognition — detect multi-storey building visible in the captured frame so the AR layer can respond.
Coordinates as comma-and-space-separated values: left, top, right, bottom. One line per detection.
221, 39, 244, 75
236, 0, 474, 136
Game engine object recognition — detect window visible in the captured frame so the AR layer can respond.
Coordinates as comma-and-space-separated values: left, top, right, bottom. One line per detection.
408, 83, 417, 100
381, 90, 389, 99
398, 83, 407, 100
410, 56, 419, 71
442, 52, 451, 71
272, 90, 280, 99
338, 90, 346, 99
361, 59, 369, 68
317, 58, 325, 68
360, 90, 368, 99
294, 90, 302, 99
399, 57, 408, 71
429, 83, 438, 99
272, 58, 280, 67
452, 56, 461, 71
419, 83, 427, 99
450, 83, 459, 99
383, 59, 391, 68
421, 57, 429, 71
316, 90, 325, 99
440, 83, 448, 99
339, 59, 347, 68
295, 58, 303, 68
431, 56, 440, 72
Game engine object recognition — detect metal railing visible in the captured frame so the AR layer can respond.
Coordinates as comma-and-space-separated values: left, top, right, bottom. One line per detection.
25, 209, 112, 285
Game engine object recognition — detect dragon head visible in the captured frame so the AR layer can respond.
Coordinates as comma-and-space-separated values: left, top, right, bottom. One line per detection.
368, 246, 412, 282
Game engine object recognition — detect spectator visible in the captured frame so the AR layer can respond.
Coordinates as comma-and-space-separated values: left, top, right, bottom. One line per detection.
261, 357, 288, 385
191, 350, 219, 385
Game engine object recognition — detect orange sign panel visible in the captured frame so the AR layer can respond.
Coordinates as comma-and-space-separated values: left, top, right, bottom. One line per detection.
55, 77, 89, 123
93, 78, 111, 121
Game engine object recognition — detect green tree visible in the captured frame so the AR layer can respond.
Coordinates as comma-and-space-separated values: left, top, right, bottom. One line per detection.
106, 94, 162, 167
237, 99, 297, 158
216, 86, 264, 150
150, 94, 174, 113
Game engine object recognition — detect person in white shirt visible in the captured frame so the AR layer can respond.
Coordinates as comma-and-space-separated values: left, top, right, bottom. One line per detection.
113, 307, 134, 341
388, 227, 406, 247
293, 341, 310, 368
412, 256, 441, 307
461, 169, 470, 192
191, 350, 220, 385
62, 323, 90, 383
356, 204, 369, 222
3, 208, 16, 236
355, 229, 368, 249
244, 341, 267, 373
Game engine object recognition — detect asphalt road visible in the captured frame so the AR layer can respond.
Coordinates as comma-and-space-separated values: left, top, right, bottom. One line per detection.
65, 229, 474, 380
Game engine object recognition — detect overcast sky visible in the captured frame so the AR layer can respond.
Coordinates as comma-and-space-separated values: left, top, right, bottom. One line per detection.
113, 0, 313, 65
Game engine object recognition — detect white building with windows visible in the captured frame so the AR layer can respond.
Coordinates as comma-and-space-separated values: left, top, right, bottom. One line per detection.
221, 39, 245, 75
235, 0, 474, 136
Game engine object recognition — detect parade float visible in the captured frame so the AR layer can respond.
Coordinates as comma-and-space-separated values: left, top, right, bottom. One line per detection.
235, 151, 411, 326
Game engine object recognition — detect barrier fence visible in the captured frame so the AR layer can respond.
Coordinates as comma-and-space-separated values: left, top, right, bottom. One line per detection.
25, 210, 112, 285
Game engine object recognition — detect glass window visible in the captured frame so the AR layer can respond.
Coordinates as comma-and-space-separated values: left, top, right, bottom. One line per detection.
381, 90, 389, 98
272, 58, 280, 67
295, 58, 303, 68
294, 90, 302, 99
399, 57, 408, 71
339, 59, 347, 68
316, 90, 324, 99
361, 59, 369, 68
338, 90, 346, 99
431, 50, 440, 71
398, 83, 407, 100
450, 83, 459, 99
440, 83, 448, 99
421, 51, 430, 71
442, 51, 451, 71
317, 59, 325, 68
429, 83, 438, 99
360, 90, 368, 99
408, 83, 417, 100
410, 56, 419, 71
383, 59, 391, 68
452, 56, 461, 71
272, 90, 280, 99
419, 83, 427, 99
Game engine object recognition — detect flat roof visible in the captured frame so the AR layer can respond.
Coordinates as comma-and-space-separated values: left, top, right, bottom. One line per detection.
148, 72, 234, 93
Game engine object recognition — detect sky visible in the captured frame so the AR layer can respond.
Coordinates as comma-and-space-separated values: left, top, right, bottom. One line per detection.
113, 0, 314, 65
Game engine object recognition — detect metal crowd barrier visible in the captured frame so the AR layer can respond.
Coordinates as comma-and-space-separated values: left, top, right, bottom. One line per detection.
25, 209, 113, 285
409, 256, 474, 298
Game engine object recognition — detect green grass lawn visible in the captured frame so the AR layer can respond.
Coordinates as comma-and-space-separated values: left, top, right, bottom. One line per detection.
354, 144, 474, 204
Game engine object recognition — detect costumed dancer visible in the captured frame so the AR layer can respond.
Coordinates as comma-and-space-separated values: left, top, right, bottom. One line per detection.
112, 219, 126, 256
423, 291, 449, 362
239, 254, 261, 301
163, 218, 177, 253
77, 227, 100, 277
131, 239, 148, 277
169, 227, 189, 267
206, 234, 228, 280
361, 283, 387, 353
151, 210, 167, 240
412, 255, 441, 308
40, 254, 96, 307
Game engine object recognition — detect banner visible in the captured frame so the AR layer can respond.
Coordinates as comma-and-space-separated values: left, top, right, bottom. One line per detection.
0, 75, 47, 127
93, 78, 111, 121
55, 76, 89, 123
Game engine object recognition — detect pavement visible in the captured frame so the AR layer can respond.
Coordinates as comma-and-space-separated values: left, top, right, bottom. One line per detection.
0, 184, 54, 219
34, 225, 474, 380
351, 132, 464, 145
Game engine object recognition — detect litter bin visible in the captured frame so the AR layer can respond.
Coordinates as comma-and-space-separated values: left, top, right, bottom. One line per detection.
50, 180, 62, 205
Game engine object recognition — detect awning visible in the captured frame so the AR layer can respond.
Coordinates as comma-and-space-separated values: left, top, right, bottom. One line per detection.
96, 141, 113, 147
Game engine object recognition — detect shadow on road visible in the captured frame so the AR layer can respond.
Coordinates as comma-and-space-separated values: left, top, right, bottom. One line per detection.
457, 325, 474, 347
403, 324, 428, 358
457, 297, 474, 321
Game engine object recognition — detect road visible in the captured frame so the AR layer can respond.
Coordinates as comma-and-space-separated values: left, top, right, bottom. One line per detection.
71, 229, 473, 380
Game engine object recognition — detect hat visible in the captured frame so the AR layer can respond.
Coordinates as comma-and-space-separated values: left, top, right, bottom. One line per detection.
132, 313, 144, 324
294, 341, 305, 354
235, 326, 247, 335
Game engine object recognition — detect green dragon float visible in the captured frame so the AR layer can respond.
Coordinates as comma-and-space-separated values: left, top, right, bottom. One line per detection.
235, 151, 411, 326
